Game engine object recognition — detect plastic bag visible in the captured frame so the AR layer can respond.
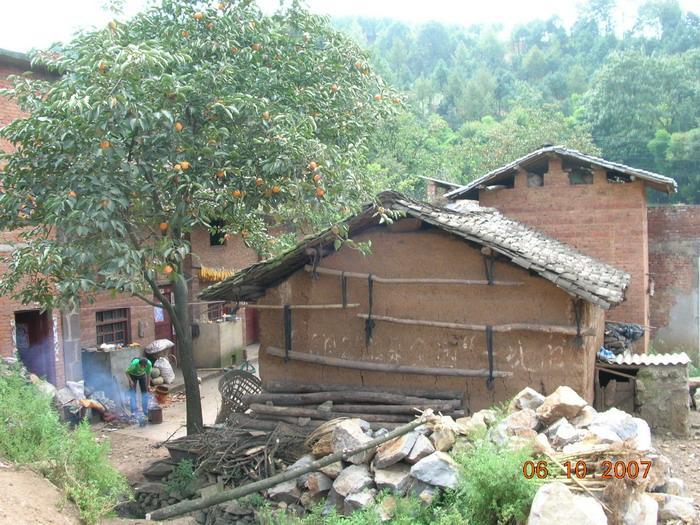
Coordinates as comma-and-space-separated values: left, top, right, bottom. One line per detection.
154, 357, 175, 384
146, 339, 175, 355
66, 380, 85, 400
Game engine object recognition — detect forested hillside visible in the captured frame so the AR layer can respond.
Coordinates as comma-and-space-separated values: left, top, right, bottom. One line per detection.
334, 0, 700, 202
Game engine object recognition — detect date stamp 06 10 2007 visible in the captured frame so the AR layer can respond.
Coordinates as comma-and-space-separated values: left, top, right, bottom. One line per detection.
522, 459, 652, 480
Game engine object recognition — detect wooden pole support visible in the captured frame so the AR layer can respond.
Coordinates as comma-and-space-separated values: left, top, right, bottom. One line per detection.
244, 303, 359, 310
265, 346, 512, 378
303, 265, 523, 286
357, 313, 595, 337
243, 391, 461, 408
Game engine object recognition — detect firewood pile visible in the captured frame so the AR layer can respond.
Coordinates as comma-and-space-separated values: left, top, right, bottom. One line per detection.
164, 418, 307, 485
238, 385, 465, 430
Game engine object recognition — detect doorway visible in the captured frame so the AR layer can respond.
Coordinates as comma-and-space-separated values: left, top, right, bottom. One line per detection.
14, 310, 56, 385
154, 286, 176, 357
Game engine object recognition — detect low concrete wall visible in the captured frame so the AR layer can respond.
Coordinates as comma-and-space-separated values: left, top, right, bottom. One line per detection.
193, 320, 245, 369
635, 364, 689, 436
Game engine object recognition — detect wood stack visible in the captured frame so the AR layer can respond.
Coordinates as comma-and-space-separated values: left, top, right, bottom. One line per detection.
241, 382, 465, 430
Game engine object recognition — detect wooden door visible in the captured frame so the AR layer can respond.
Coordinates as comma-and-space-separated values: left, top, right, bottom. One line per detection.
154, 286, 176, 350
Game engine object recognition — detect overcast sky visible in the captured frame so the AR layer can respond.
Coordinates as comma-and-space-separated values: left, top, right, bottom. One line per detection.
1, 0, 699, 53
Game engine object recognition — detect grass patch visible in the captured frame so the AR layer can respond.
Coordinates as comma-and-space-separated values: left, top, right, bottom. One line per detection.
0, 363, 130, 524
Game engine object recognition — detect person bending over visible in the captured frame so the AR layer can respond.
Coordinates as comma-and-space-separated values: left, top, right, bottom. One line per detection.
125, 357, 152, 418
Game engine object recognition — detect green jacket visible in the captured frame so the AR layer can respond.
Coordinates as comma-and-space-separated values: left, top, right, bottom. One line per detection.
126, 358, 152, 377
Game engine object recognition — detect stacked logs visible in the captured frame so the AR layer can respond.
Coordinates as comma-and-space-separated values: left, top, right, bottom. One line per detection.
241, 382, 465, 430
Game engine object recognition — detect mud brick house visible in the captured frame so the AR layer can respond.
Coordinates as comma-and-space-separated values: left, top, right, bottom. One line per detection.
202, 191, 630, 408
444, 146, 678, 354
0, 49, 259, 384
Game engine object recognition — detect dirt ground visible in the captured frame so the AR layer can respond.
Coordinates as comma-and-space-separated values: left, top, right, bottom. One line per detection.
0, 466, 80, 525
655, 409, 700, 513
100, 430, 171, 484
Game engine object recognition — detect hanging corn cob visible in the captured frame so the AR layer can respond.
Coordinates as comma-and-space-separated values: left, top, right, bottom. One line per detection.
199, 266, 236, 283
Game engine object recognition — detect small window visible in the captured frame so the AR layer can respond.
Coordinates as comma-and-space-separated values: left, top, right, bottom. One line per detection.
568, 168, 594, 185
209, 219, 226, 246
607, 171, 634, 184
527, 173, 544, 187
96, 308, 130, 345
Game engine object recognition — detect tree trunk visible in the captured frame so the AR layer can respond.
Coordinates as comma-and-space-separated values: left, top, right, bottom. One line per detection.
173, 272, 203, 434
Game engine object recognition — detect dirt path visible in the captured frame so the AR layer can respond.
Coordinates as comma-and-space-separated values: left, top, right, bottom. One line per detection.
655, 410, 700, 513
0, 466, 80, 525
100, 429, 170, 484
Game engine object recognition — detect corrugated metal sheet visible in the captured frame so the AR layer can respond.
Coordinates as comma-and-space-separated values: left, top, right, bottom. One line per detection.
612, 352, 690, 367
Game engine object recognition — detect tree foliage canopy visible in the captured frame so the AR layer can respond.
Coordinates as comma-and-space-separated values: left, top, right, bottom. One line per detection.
0, 0, 398, 309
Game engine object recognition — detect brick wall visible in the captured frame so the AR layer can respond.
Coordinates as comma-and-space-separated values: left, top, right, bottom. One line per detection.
79, 292, 155, 349
648, 205, 700, 364
0, 60, 66, 385
479, 157, 650, 349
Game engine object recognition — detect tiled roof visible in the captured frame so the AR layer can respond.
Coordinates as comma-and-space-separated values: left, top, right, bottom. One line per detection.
612, 352, 691, 367
445, 145, 677, 199
201, 191, 630, 308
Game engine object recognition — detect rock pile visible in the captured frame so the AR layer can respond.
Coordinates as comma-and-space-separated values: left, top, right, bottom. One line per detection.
257, 385, 696, 524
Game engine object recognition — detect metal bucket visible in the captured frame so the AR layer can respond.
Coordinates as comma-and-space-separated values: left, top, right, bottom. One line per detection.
148, 406, 163, 424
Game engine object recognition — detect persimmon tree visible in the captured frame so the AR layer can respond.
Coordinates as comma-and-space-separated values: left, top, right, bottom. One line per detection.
0, 0, 398, 433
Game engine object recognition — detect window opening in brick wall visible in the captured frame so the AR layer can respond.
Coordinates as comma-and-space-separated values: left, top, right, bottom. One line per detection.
96, 308, 130, 345
209, 219, 226, 246
568, 167, 594, 185
607, 171, 634, 184
527, 173, 544, 187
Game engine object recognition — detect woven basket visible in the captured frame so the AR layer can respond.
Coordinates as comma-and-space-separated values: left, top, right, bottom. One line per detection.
215, 369, 262, 424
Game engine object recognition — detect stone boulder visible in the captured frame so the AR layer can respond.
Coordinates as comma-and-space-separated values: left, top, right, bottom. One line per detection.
343, 488, 376, 514
332, 464, 374, 498
455, 416, 487, 440
571, 405, 597, 428
535, 386, 587, 424
622, 493, 658, 525
527, 482, 607, 525
374, 464, 413, 495
409, 451, 460, 489
406, 434, 435, 464
657, 495, 697, 523
472, 408, 498, 427
588, 408, 651, 448
660, 477, 686, 496
430, 427, 456, 452
508, 387, 545, 412
504, 408, 539, 435
374, 431, 419, 468
267, 479, 301, 504
331, 419, 375, 465
320, 461, 344, 479
303, 472, 333, 496
645, 454, 672, 491
409, 479, 437, 505
548, 419, 585, 448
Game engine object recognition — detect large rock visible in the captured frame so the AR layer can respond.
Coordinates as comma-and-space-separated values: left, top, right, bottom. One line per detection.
303, 472, 333, 496
533, 433, 556, 456
660, 477, 686, 496
331, 419, 375, 465
505, 408, 540, 435
374, 431, 419, 468
406, 434, 435, 464
430, 428, 456, 452
409, 479, 437, 505
267, 478, 301, 504
343, 487, 376, 514
646, 454, 672, 491
588, 408, 650, 448
527, 482, 607, 525
287, 454, 315, 488
455, 416, 487, 440
374, 464, 412, 495
509, 387, 545, 412
586, 425, 623, 445
657, 495, 697, 523
472, 408, 498, 427
410, 451, 460, 489
548, 419, 585, 448
332, 464, 374, 498
622, 493, 658, 525
320, 461, 344, 479
535, 386, 587, 424
571, 405, 597, 428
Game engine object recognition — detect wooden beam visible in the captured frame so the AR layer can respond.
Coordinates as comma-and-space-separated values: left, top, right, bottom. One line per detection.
244, 303, 359, 310
303, 265, 523, 286
243, 391, 461, 408
248, 403, 413, 423
262, 380, 464, 400
265, 346, 512, 378
357, 313, 595, 337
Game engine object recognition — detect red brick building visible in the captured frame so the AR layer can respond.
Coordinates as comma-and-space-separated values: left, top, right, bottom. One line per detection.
444, 146, 678, 354
0, 49, 259, 384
